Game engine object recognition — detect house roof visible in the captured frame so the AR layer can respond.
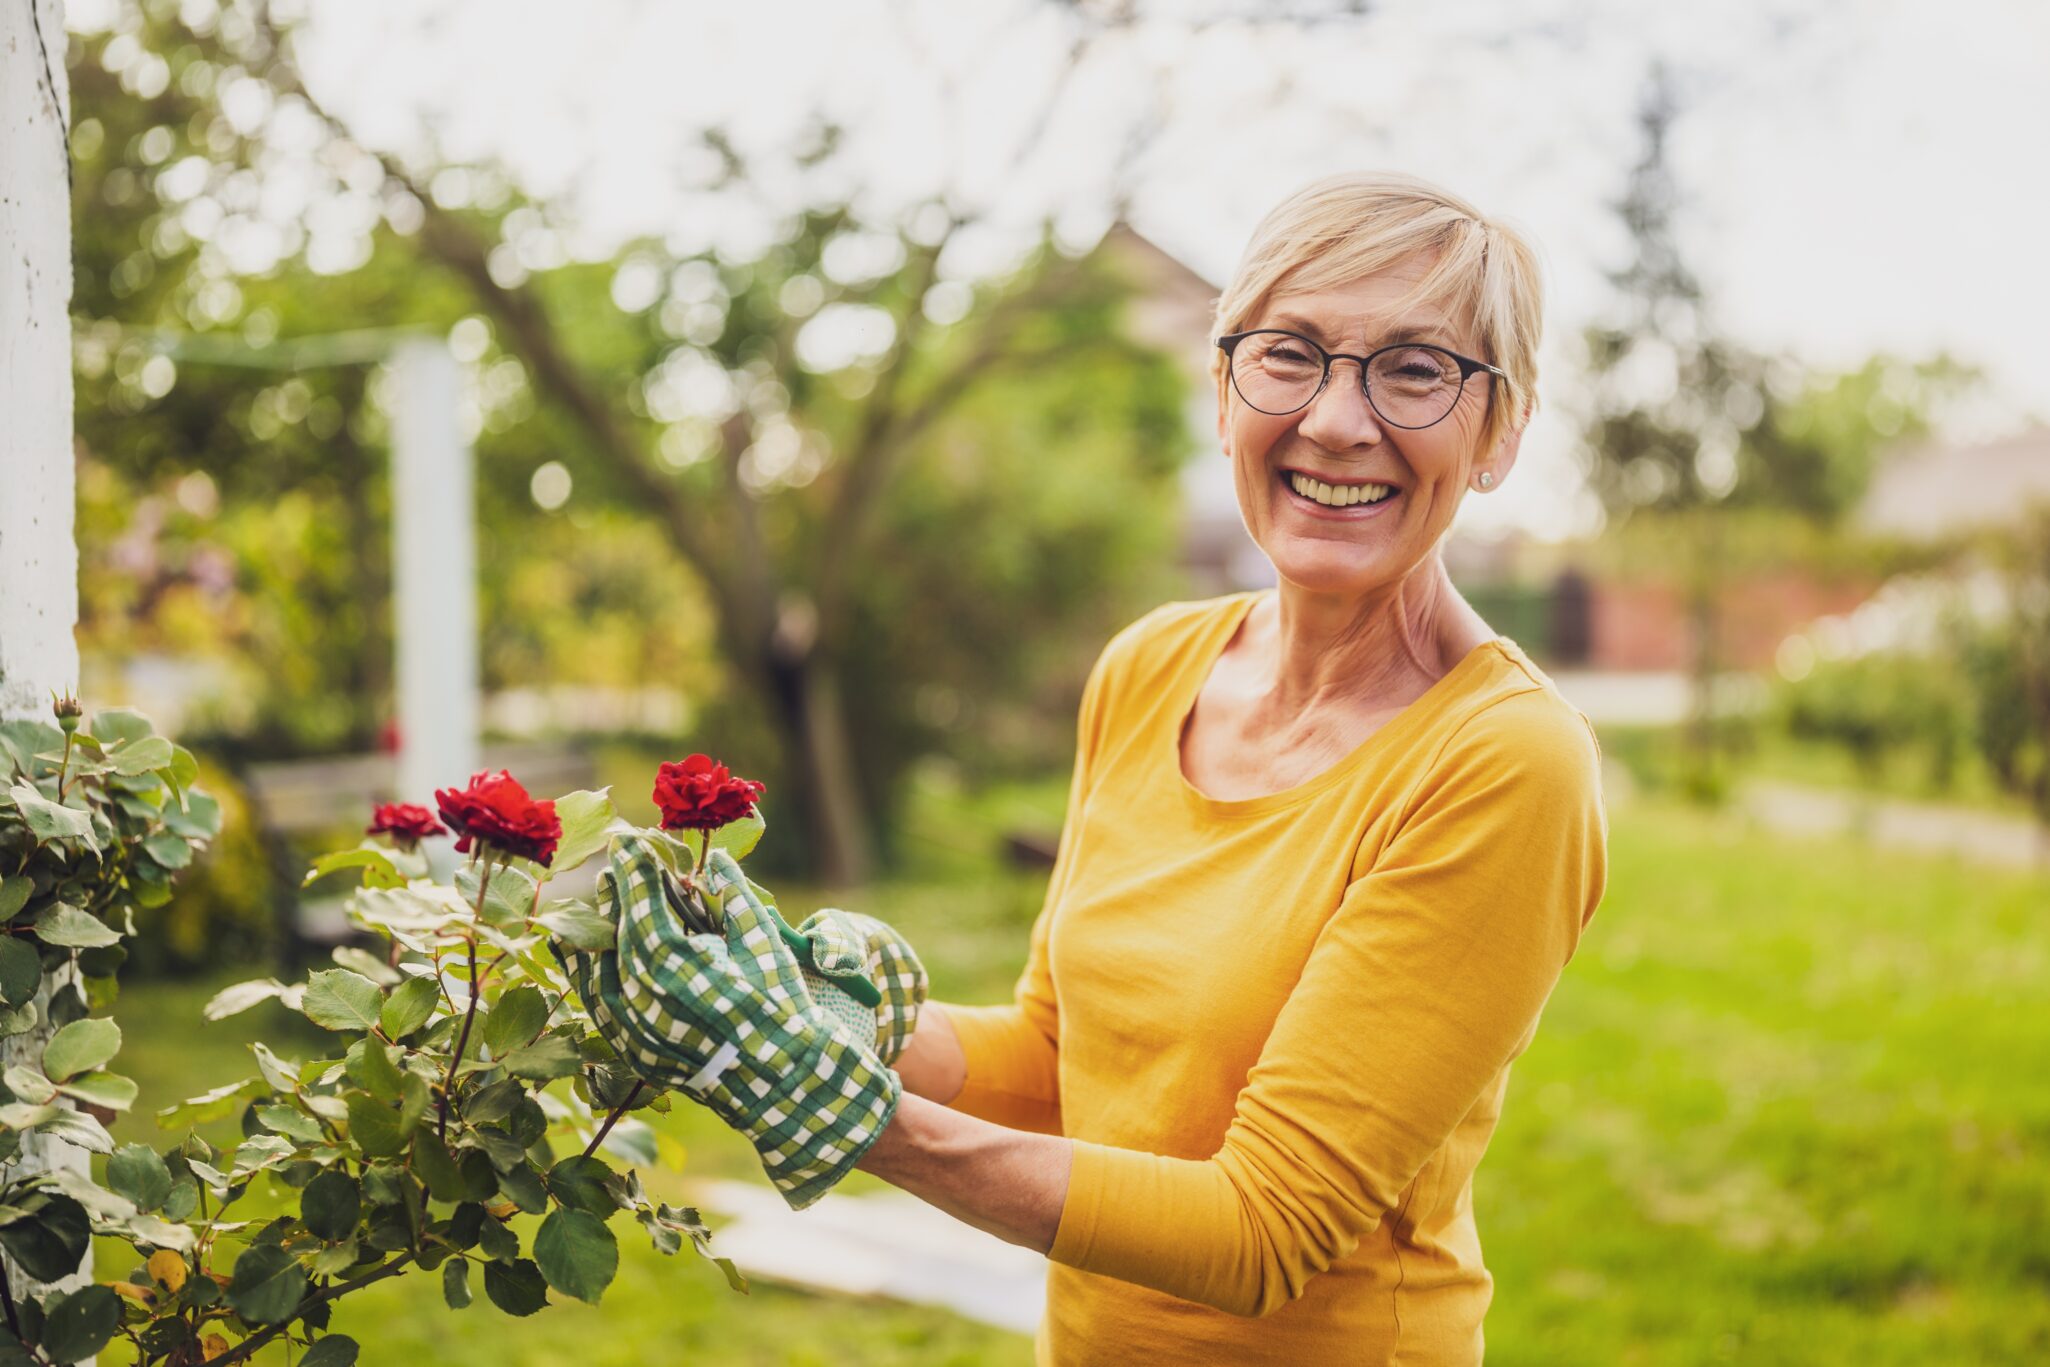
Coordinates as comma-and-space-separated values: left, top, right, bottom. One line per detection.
1859, 425, 2050, 540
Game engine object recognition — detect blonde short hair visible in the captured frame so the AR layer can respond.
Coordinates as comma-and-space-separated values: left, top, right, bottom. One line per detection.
1210, 171, 1545, 455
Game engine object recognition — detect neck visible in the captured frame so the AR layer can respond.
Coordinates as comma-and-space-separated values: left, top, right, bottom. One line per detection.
1260, 553, 1477, 711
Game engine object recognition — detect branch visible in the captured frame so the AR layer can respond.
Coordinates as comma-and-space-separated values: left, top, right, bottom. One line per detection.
581, 1080, 647, 1159
254, 8, 741, 631
211, 1253, 417, 1366
812, 251, 1091, 636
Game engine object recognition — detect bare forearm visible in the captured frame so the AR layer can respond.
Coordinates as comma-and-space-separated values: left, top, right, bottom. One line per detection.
856, 1092, 1072, 1254
894, 1001, 968, 1103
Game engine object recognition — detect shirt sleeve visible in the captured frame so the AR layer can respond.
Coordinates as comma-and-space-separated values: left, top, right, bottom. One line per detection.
1045, 692, 1610, 1316
941, 629, 1124, 1135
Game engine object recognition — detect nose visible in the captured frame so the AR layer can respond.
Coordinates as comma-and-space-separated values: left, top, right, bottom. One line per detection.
1294, 356, 1386, 451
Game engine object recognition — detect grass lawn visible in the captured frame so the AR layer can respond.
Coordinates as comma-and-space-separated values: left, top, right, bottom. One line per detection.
96, 789, 2049, 1364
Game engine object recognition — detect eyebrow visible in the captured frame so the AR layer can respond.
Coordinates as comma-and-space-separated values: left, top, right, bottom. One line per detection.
1267, 312, 1467, 351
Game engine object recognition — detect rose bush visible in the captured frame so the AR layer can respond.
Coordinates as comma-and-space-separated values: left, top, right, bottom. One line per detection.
0, 738, 777, 1365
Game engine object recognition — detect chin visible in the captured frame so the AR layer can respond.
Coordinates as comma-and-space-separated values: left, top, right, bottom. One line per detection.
1265, 540, 1411, 598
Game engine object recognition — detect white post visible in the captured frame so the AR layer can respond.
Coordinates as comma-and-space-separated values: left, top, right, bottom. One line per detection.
0, 0, 94, 1322
1, 0, 80, 721
387, 338, 479, 877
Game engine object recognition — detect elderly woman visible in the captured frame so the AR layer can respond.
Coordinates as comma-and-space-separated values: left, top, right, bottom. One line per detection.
585, 170, 1607, 1365
867, 170, 1608, 1364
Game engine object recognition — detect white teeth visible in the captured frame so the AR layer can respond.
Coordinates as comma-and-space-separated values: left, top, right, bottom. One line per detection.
1287, 472, 1395, 507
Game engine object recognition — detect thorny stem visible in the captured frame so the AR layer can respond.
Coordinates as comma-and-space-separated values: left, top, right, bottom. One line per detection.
439, 853, 497, 1139
54, 732, 74, 799
582, 1080, 647, 1159
210, 1253, 417, 1366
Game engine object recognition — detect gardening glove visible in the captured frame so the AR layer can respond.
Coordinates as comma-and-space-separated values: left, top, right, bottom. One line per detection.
553, 834, 901, 1210
771, 905, 927, 1064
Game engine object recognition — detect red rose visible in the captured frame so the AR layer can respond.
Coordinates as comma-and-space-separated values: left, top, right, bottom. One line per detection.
367, 802, 447, 847
652, 754, 766, 833
433, 770, 562, 865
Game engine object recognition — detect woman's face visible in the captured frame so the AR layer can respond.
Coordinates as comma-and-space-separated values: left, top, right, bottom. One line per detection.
1217, 255, 1521, 600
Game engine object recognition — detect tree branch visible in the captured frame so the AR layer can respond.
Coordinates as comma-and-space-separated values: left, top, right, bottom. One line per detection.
254, 8, 740, 631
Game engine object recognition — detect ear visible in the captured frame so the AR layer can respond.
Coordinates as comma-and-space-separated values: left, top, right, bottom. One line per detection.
1215, 377, 1230, 455
1474, 413, 1528, 490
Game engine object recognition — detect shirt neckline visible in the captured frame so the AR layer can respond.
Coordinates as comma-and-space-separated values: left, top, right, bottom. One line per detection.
1170, 590, 1508, 820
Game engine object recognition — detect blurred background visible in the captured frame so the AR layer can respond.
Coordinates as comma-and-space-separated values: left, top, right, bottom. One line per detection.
46, 0, 2050, 1361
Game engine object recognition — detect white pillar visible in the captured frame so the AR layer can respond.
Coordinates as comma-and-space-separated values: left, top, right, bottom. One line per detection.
387, 338, 479, 877
0, 0, 93, 1321
1, 0, 80, 721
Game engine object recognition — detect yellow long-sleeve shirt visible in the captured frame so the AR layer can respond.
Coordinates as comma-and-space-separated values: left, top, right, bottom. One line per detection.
943, 591, 1609, 1365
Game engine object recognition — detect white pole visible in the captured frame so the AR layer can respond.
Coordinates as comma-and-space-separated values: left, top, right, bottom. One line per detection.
0, 0, 80, 720
387, 338, 479, 878
0, 0, 94, 1321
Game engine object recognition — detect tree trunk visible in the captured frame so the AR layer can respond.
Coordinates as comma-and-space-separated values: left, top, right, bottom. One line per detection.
760, 646, 874, 889
1682, 510, 1724, 803
0, 0, 96, 1324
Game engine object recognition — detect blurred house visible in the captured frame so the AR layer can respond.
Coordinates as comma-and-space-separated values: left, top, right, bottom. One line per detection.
1857, 424, 2050, 541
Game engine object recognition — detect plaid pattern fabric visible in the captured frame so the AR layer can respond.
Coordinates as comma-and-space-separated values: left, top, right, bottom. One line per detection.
552, 834, 901, 1210
793, 907, 927, 1063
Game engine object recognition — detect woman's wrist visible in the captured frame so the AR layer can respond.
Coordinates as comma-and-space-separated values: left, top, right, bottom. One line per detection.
894, 1000, 968, 1103
857, 1092, 1071, 1254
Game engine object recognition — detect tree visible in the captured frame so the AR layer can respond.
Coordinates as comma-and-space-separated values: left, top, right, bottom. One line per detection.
69, 0, 1195, 885
1577, 63, 1969, 798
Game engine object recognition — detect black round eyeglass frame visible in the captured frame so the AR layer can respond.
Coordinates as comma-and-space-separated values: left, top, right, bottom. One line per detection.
1215, 328, 1508, 429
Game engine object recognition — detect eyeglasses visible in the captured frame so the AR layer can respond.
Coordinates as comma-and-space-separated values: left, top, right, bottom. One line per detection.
1216, 328, 1506, 430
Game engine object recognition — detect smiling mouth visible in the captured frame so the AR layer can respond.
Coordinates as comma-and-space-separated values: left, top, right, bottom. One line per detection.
1279, 469, 1400, 510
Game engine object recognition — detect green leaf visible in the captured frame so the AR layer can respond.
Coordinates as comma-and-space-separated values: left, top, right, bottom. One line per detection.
155, 1076, 263, 1129
496, 1162, 549, 1215
301, 1168, 361, 1242
535, 903, 613, 952
345, 1039, 403, 1102
380, 976, 439, 1041
107, 1144, 175, 1212
227, 1243, 308, 1324
411, 1131, 466, 1202
533, 1208, 618, 1304
0, 1191, 90, 1282
39, 1284, 121, 1364
543, 1156, 617, 1216
457, 863, 539, 929
0, 939, 33, 1017
547, 789, 617, 874
302, 969, 386, 1033
255, 1104, 326, 1145
300, 1334, 360, 1367
442, 1256, 472, 1309
398, 1069, 430, 1140
1, 1066, 54, 1105
108, 735, 175, 776
345, 1092, 404, 1158
482, 1257, 549, 1316
500, 1034, 580, 1081
303, 847, 405, 891
0, 880, 29, 922
42, 1016, 121, 1082
141, 831, 194, 869
31, 903, 120, 950
203, 978, 294, 1021
88, 708, 152, 746
230, 1133, 296, 1178
250, 1041, 301, 1091
482, 986, 547, 1058
710, 809, 766, 861
8, 784, 98, 851
55, 1071, 138, 1111
476, 1213, 519, 1263
161, 790, 222, 840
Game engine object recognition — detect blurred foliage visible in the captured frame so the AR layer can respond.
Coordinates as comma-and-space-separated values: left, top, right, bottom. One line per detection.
1954, 511, 2050, 828
66, 0, 1193, 885
1771, 652, 1974, 790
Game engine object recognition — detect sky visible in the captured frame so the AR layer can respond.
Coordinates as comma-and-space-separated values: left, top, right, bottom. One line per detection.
149, 0, 2050, 540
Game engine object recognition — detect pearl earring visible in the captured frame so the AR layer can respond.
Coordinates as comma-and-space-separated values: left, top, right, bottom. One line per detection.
1477, 471, 1494, 489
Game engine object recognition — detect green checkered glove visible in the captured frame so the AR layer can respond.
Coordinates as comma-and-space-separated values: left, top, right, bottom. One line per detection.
553, 834, 900, 1210
775, 906, 927, 1064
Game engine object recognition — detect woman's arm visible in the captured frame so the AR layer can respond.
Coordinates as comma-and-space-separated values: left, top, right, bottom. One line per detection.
891, 1001, 967, 1103
856, 1092, 1073, 1252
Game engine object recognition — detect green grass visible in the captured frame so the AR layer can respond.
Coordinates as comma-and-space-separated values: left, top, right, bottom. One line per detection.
96, 790, 2050, 1363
